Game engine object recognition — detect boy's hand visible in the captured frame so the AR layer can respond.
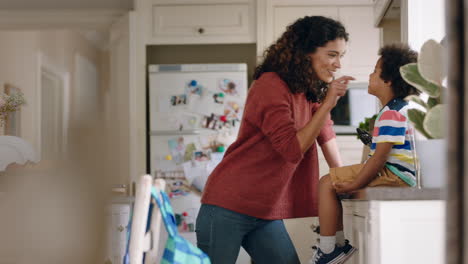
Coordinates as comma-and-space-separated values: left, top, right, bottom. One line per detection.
333, 181, 360, 194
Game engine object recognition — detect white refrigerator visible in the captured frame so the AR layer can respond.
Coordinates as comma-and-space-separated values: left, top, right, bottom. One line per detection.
147, 63, 251, 263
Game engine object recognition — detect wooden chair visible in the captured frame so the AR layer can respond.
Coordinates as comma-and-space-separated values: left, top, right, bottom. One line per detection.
129, 175, 166, 263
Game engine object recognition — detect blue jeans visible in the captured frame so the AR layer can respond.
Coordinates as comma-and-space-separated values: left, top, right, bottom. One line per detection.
195, 204, 300, 264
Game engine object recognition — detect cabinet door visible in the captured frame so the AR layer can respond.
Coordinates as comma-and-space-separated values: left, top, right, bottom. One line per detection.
257, 3, 380, 82
273, 7, 339, 42
342, 203, 355, 245
351, 215, 367, 264
259, 6, 339, 57
338, 6, 380, 81
106, 204, 131, 264
149, 3, 255, 44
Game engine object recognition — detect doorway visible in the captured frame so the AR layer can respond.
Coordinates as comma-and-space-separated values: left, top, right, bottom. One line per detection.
39, 56, 69, 159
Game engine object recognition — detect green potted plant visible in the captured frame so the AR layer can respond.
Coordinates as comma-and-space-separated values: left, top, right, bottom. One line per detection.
0, 89, 26, 126
399, 39, 446, 188
357, 114, 377, 162
0, 88, 37, 171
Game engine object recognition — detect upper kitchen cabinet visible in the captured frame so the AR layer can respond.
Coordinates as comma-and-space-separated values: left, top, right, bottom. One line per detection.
140, 0, 256, 44
373, 0, 392, 26
375, 0, 445, 52
257, 0, 380, 82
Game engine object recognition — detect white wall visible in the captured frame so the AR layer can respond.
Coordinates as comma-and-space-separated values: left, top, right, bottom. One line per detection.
0, 31, 39, 148
0, 30, 109, 264
0, 0, 132, 10
403, 0, 445, 51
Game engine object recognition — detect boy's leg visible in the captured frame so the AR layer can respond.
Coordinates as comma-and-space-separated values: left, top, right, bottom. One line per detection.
329, 164, 365, 243
317, 174, 341, 256
337, 201, 343, 231
318, 174, 339, 236
327, 164, 365, 262
336, 202, 346, 246
309, 174, 346, 263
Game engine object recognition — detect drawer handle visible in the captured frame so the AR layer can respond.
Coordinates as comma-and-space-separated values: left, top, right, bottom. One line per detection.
353, 214, 365, 218
117, 225, 125, 232
197, 28, 205, 34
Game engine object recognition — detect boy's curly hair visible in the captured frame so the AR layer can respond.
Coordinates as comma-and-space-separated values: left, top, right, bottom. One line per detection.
379, 44, 421, 98
254, 16, 349, 102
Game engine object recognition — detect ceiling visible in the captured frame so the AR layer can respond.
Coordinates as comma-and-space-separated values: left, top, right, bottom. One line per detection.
0, 0, 133, 10
0, 0, 133, 50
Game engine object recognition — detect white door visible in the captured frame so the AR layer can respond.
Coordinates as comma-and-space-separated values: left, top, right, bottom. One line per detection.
41, 69, 64, 159
39, 56, 70, 160
105, 12, 138, 262
106, 12, 137, 185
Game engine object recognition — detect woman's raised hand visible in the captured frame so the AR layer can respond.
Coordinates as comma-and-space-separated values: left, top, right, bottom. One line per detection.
323, 75, 356, 108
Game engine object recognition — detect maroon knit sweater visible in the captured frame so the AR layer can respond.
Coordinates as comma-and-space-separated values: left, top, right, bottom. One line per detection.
201, 72, 336, 220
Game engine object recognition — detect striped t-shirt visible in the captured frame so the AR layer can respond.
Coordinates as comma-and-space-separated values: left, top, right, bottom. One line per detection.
369, 98, 417, 186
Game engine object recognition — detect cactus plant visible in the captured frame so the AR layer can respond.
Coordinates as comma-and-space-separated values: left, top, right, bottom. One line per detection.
399, 39, 446, 139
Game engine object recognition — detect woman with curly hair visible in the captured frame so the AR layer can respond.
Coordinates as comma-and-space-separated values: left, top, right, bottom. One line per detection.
196, 16, 355, 264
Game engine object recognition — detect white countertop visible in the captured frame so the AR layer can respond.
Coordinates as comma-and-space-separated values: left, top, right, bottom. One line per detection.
343, 187, 443, 201
334, 125, 358, 135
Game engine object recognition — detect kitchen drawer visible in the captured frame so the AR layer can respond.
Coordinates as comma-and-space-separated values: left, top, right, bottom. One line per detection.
105, 203, 131, 264
146, 1, 256, 44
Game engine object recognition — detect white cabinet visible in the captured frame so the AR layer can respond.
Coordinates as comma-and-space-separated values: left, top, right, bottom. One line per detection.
141, 0, 256, 44
284, 217, 320, 264
343, 200, 445, 264
272, 7, 339, 41
257, 0, 380, 82
351, 215, 368, 264
373, 0, 392, 26
343, 201, 370, 264
106, 203, 131, 264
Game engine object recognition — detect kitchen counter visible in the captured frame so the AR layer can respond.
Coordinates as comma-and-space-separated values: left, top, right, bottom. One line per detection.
342, 188, 445, 264
344, 187, 443, 201
333, 125, 358, 135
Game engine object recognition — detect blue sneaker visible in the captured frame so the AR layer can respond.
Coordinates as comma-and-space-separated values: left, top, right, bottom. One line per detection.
338, 240, 357, 263
309, 245, 346, 264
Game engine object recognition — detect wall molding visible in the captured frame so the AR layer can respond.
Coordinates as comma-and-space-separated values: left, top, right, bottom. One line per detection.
0, 9, 126, 31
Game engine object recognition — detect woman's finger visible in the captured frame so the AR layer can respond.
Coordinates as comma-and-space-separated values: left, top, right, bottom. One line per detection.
335, 75, 356, 83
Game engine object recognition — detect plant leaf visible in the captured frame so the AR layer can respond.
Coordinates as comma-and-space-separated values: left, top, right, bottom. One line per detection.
400, 63, 441, 98
427, 97, 438, 109
405, 95, 427, 109
423, 104, 445, 139
419, 39, 445, 85
408, 108, 433, 139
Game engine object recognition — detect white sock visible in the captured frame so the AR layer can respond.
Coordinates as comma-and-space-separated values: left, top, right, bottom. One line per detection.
336, 231, 346, 247
319, 235, 336, 254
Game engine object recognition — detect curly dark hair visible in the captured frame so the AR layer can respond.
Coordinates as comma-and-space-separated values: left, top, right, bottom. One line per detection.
379, 44, 420, 98
253, 16, 349, 102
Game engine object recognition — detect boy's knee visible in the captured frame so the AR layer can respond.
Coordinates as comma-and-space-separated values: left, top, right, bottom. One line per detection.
319, 174, 332, 187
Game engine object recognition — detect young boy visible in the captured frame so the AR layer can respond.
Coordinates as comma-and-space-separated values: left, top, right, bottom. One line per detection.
310, 44, 420, 264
